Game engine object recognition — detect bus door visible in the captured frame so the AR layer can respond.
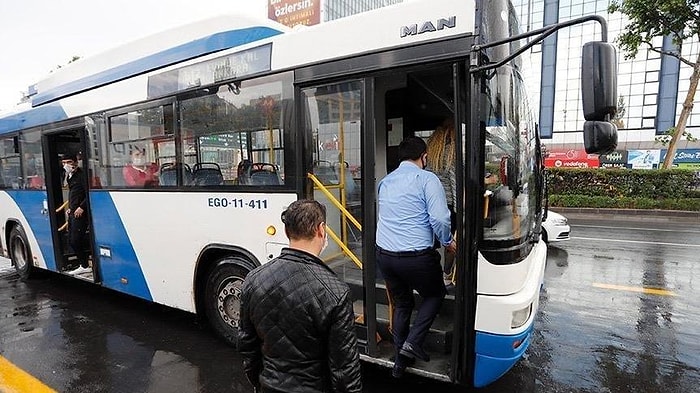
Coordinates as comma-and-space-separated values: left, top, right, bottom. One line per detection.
372, 63, 466, 378
300, 80, 381, 355
42, 127, 96, 281
300, 63, 468, 379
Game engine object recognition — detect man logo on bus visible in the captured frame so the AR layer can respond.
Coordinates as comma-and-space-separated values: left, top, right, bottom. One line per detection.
400, 16, 456, 38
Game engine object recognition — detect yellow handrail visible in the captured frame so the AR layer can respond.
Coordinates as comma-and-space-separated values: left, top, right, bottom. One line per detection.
325, 226, 362, 269
58, 222, 68, 232
55, 200, 68, 213
308, 173, 362, 231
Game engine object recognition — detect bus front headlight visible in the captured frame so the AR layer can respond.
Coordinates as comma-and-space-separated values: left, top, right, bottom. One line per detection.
511, 304, 532, 329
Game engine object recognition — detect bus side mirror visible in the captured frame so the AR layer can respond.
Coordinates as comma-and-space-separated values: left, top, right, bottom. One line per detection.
581, 42, 618, 154
581, 41, 617, 121
583, 121, 617, 155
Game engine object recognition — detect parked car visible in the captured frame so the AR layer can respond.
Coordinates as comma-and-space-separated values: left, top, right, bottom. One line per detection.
541, 210, 570, 243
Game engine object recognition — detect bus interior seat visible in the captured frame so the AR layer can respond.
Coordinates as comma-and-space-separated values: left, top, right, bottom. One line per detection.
160, 163, 192, 186
192, 162, 224, 186
249, 166, 282, 185
237, 161, 282, 185
313, 160, 338, 185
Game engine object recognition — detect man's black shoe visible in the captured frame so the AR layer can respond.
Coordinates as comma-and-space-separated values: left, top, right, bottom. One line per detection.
400, 342, 430, 362
392, 362, 406, 378
392, 353, 412, 378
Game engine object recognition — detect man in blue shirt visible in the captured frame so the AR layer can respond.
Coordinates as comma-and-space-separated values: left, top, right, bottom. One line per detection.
376, 136, 456, 378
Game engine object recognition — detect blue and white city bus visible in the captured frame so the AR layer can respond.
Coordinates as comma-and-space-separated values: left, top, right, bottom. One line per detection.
0, 0, 617, 387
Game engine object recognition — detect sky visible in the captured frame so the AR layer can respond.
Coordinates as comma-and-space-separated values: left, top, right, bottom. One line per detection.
0, 0, 266, 112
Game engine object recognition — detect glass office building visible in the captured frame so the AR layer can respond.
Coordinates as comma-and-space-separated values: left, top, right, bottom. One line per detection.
513, 0, 700, 152
322, 0, 403, 22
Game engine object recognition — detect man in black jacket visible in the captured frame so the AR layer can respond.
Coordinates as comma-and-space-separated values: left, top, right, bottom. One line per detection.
239, 199, 362, 393
62, 154, 90, 270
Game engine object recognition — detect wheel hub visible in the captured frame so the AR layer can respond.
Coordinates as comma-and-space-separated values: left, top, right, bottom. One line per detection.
12, 237, 27, 270
216, 279, 243, 329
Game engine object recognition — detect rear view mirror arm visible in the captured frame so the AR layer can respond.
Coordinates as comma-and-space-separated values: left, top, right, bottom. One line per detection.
471, 15, 608, 73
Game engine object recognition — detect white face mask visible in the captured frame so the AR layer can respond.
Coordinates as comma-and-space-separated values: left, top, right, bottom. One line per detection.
320, 230, 328, 255
63, 164, 74, 174
132, 157, 146, 166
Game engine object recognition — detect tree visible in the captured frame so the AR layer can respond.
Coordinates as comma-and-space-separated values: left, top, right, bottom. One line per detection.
611, 95, 626, 129
609, 0, 700, 169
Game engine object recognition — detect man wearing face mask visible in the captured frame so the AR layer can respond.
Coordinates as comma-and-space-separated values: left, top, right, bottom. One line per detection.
239, 199, 362, 393
61, 154, 91, 271
123, 146, 159, 187
376, 136, 456, 378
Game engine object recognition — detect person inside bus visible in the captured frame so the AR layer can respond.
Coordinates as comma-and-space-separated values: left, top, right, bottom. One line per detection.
122, 146, 159, 187
426, 118, 457, 285
376, 136, 456, 378
239, 199, 362, 393
62, 153, 91, 271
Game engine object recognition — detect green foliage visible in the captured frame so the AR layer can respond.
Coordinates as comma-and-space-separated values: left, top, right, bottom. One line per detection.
655, 127, 698, 146
609, 0, 700, 61
549, 195, 700, 211
547, 168, 700, 211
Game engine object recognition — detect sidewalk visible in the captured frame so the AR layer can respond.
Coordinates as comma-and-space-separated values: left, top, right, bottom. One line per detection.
550, 207, 700, 223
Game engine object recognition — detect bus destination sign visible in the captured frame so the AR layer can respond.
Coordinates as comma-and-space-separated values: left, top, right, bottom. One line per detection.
147, 44, 272, 99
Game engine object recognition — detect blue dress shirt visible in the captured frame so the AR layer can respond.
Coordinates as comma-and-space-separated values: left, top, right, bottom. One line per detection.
376, 161, 452, 252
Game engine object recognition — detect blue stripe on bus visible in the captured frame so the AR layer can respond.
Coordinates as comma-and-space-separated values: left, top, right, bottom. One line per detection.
89, 192, 153, 301
0, 104, 68, 135
5, 191, 57, 270
32, 26, 283, 106
473, 325, 533, 388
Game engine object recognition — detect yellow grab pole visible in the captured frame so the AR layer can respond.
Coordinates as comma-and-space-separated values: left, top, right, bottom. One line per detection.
308, 173, 362, 231
55, 200, 68, 213
325, 225, 362, 269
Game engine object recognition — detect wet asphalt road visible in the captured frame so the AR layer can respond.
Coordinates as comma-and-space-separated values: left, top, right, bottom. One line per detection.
0, 211, 698, 393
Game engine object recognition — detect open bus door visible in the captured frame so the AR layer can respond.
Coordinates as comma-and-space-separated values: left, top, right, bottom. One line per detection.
299, 60, 468, 382
300, 79, 379, 355
42, 126, 96, 281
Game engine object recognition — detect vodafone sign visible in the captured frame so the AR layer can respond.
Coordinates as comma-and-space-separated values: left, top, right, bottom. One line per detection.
544, 150, 599, 168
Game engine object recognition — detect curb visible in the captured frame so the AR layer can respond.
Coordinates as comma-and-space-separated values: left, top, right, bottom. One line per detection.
550, 207, 700, 221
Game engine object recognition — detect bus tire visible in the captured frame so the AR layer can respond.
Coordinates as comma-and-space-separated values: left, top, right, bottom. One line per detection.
9, 225, 33, 280
204, 261, 249, 348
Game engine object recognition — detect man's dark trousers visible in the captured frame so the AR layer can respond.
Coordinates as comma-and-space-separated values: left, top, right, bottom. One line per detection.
376, 248, 447, 354
68, 214, 89, 268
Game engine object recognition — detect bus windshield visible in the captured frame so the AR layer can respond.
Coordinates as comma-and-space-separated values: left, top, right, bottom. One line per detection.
482, 65, 538, 263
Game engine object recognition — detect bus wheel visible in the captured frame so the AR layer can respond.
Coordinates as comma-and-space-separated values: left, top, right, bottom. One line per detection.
204, 262, 248, 347
9, 225, 33, 280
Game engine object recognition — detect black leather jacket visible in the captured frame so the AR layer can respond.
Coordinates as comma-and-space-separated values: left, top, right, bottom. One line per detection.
239, 248, 362, 393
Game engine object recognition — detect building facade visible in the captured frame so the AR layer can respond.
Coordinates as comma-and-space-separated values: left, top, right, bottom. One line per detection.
268, 0, 403, 28
513, 0, 700, 160
322, 0, 403, 22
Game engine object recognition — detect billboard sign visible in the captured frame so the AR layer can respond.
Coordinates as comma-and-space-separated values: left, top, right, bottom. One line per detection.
627, 149, 661, 169
660, 148, 700, 164
268, 0, 320, 28
598, 150, 628, 169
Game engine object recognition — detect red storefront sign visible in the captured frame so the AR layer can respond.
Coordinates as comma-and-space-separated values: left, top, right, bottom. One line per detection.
544, 150, 599, 168
268, 0, 320, 28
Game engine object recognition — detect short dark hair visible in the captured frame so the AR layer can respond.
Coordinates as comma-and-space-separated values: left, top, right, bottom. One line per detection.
281, 199, 326, 241
61, 153, 78, 162
399, 136, 427, 161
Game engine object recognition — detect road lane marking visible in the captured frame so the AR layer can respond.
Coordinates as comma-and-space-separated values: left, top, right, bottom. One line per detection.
0, 356, 56, 393
572, 236, 700, 248
592, 283, 677, 297
574, 224, 700, 234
